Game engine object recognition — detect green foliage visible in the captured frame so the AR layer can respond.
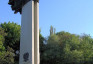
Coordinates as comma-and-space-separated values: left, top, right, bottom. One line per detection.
1, 22, 21, 51
41, 31, 93, 64
0, 22, 20, 64
0, 51, 14, 64
1, 22, 93, 64
0, 27, 14, 64
50, 26, 56, 36
42, 35, 61, 64
39, 32, 46, 63
0, 27, 6, 51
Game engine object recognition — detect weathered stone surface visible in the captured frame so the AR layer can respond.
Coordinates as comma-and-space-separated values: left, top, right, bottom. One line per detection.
19, 1, 35, 64
23, 52, 29, 62
19, 1, 39, 64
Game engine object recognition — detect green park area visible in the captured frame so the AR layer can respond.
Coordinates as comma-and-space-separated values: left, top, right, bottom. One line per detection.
1, 0, 93, 64
0, 22, 93, 64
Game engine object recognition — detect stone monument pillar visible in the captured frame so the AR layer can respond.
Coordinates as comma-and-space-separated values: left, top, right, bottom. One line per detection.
34, 1, 39, 64
19, 0, 39, 64
8, 0, 39, 63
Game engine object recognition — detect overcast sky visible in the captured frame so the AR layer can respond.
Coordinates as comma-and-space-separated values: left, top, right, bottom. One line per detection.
0, 0, 93, 37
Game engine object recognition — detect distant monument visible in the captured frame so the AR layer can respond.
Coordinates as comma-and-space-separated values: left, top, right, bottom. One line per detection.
8, 0, 40, 64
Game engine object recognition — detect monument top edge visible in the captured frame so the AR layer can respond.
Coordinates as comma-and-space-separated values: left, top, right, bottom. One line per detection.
8, 0, 39, 14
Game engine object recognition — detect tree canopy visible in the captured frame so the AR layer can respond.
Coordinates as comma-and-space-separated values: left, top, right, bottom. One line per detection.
0, 22, 93, 64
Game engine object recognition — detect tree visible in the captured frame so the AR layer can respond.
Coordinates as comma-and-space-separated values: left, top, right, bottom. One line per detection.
79, 34, 93, 64
1, 22, 20, 51
41, 34, 63, 64
50, 26, 56, 36
0, 27, 14, 64
0, 27, 6, 51
39, 31, 47, 64
0, 47, 14, 64
1, 22, 21, 63
56, 31, 84, 64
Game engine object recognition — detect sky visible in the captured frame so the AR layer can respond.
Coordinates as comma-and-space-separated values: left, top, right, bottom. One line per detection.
0, 0, 93, 37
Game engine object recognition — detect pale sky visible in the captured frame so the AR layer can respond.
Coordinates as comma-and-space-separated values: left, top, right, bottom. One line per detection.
0, 0, 93, 37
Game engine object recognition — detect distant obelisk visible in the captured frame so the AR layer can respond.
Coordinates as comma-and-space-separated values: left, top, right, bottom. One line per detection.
19, 0, 39, 64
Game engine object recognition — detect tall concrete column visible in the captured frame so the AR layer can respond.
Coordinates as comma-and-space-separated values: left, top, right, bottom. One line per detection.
34, 1, 39, 64
19, 0, 35, 64
19, 0, 39, 64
